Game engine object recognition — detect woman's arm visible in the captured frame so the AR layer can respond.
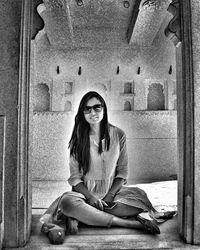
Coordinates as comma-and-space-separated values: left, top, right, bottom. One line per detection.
68, 156, 106, 210
103, 128, 128, 203
72, 182, 94, 201
103, 177, 125, 203
73, 182, 107, 210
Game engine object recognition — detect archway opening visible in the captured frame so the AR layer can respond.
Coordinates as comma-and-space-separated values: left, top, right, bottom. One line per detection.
25, 0, 194, 247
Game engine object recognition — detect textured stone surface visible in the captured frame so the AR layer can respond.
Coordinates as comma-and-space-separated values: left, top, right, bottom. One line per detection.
32, 111, 177, 182
32, 0, 176, 114
127, 138, 177, 184
0, 116, 5, 248
0, 0, 22, 246
32, 46, 177, 114
109, 111, 177, 138
191, 0, 200, 243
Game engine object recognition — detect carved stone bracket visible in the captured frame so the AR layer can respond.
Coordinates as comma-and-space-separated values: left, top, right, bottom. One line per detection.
32, 0, 44, 39
165, 0, 180, 46
43, 0, 66, 10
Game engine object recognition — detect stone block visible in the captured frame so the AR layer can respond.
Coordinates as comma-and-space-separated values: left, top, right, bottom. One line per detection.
109, 111, 177, 139
127, 138, 178, 184
32, 111, 177, 182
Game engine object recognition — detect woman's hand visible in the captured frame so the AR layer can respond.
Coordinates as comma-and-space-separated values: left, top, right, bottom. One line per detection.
88, 196, 108, 211
102, 192, 115, 203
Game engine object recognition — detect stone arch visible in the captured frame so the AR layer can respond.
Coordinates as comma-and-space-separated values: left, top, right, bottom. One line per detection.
147, 83, 165, 110
64, 100, 72, 111
33, 83, 50, 111
124, 101, 131, 111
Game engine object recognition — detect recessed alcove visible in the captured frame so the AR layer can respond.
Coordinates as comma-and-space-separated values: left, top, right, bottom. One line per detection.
64, 100, 72, 111
124, 100, 132, 111
33, 83, 50, 112
64, 82, 73, 95
124, 82, 132, 94
147, 83, 165, 110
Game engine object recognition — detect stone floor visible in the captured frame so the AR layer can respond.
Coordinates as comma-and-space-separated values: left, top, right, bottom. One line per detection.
4, 180, 200, 249
5, 214, 200, 250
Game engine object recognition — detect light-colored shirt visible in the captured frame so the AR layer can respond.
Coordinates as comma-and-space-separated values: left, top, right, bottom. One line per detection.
68, 125, 128, 199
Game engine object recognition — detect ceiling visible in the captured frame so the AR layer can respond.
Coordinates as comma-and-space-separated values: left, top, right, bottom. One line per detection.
35, 0, 173, 48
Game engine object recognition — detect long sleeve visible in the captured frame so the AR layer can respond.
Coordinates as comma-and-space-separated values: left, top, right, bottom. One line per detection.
68, 156, 84, 186
115, 128, 128, 180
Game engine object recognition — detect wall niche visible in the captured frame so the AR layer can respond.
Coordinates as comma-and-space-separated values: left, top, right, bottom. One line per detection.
33, 83, 50, 112
124, 101, 132, 111
64, 100, 72, 111
147, 83, 165, 110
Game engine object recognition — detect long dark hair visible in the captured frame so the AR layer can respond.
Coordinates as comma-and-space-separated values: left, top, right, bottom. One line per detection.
68, 91, 110, 174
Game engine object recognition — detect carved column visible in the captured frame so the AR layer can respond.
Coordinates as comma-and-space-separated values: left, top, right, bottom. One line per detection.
0, 0, 32, 247
166, 0, 200, 244
17, 0, 32, 246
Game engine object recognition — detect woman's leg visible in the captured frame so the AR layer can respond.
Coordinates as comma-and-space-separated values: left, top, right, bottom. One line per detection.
104, 202, 143, 218
59, 193, 160, 234
59, 193, 114, 227
111, 215, 160, 234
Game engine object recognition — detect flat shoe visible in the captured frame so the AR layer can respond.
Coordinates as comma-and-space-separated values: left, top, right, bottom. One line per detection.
41, 223, 55, 234
48, 225, 65, 245
155, 211, 176, 220
136, 215, 160, 234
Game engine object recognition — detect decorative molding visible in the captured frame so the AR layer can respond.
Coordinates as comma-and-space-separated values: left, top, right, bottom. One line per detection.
164, 0, 180, 46
43, 0, 66, 10
39, 0, 75, 44
17, 0, 32, 246
142, 0, 157, 8
176, 0, 198, 244
141, 0, 168, 11
127, 0, 142, 44
32, 0, 44, 39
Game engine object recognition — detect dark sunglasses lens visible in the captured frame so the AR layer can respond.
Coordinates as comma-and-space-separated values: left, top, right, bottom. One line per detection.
83, 104, 103, 114
83, 107, 91, 114
93, 105, 103, 112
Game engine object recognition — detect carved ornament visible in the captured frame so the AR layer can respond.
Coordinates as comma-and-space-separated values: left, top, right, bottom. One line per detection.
164, 0, 180, 46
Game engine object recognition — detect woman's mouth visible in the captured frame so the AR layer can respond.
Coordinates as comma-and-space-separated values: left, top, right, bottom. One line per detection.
90, 116, 98, 121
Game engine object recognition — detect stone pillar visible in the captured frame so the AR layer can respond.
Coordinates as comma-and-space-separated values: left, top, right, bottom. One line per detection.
0, 0, 32, 247
177, 0, 200, 244
166, 0, 200, 244
0, 117, 5, 249
190, 0, 200, 244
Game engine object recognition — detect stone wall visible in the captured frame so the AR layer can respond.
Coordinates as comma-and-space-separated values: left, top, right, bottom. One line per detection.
31, 1, 177, 184
32, 39, 177, 113
32, 110, 177, 184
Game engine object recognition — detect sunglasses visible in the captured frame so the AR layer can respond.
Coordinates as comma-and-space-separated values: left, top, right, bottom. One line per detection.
83, 104, 103, 114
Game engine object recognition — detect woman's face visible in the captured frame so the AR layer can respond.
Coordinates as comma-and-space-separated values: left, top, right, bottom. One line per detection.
83, 97, 104, 125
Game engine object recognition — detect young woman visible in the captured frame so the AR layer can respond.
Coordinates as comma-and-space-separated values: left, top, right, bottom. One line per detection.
40, 91, 175, 244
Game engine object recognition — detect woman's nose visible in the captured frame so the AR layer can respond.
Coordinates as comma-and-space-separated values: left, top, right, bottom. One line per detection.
90, 109, 96, 115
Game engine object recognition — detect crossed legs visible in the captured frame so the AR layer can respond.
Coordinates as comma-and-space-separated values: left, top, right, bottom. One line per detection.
59, 193, 159, 233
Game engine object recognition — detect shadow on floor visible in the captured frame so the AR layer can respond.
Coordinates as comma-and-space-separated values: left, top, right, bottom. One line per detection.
5, 214, 200, 250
